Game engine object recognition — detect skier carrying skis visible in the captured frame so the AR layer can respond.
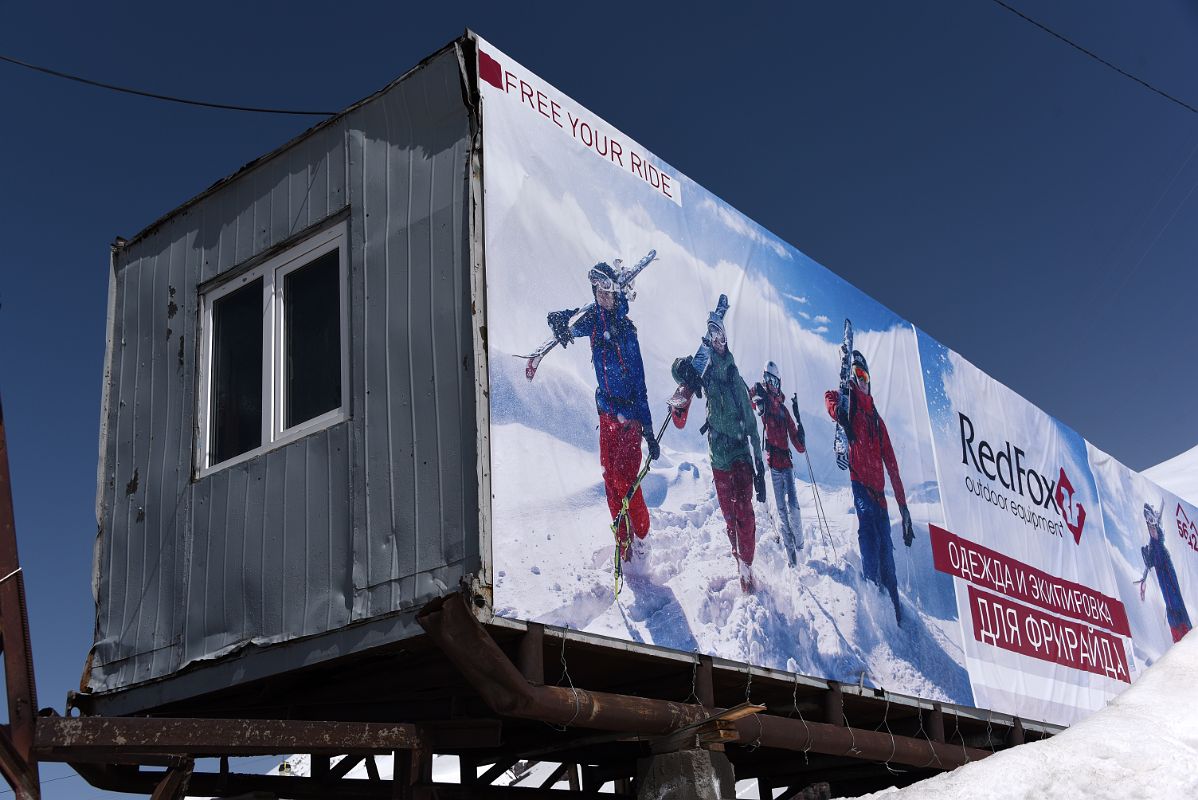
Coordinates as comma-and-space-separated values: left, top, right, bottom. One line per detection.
824, 350, 914, 624
546, 262, 659, 566
1138, 502, 1192, 642
672, 312, 765, 593
751, 362, 806, 567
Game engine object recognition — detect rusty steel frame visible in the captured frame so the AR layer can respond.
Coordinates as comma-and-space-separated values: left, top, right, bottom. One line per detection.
417, 592, 993, 770
0, 398, 40, 800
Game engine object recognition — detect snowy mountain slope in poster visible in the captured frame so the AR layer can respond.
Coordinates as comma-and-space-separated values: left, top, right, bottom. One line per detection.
1089, 444, 1198, 676
919, 333, 1130, 725
477, 39, 969, 705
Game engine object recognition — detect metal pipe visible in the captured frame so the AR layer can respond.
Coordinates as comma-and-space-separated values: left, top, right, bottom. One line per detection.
416, 593, 989, 770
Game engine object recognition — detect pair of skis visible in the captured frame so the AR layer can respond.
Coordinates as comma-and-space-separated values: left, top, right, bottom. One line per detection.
612, 294, 730, 594
518, 250, 656, 381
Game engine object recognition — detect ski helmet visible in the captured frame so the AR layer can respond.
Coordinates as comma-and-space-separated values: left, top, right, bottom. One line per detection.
1144, 502, 1162, 530
706, 316, 727, 347
851, 350, 869, 383
588, 262, 620, 294
763, 361, 781, 389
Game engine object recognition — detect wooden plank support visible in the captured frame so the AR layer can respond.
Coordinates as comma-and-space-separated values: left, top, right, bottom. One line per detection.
148, 758, 193, 800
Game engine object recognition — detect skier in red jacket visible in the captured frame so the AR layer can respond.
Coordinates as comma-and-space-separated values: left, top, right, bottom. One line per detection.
752, 361, 806, 567
825, 350, 914, 624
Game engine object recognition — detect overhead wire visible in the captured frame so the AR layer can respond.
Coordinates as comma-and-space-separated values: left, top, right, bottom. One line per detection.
0, 53, 336, 116
987, 0, 1198, 116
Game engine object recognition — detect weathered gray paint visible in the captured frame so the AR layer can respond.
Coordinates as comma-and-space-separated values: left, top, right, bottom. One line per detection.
90, 44, 479, 697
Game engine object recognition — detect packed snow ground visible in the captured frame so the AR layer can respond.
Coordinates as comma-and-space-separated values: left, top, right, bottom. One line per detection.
491, 421, 970, 705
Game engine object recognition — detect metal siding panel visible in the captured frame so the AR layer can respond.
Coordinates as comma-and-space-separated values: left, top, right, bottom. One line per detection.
92, 48, 471, 696
384, 88, 421, 598
430, 135, 466, 568
241, 460, 267, 638
221, 464, 250, 643
405, 102, 440, 576
260, 444, 286, 636
269, 159, 291, 249
358, 98, 400, 615
281, 441, 307, 634
328, 422, 353, 629
303, 429, 332, 632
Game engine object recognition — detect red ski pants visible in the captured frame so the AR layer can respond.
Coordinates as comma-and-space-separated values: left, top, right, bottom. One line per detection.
599, 413, 649, 543
713, 460, 756, 565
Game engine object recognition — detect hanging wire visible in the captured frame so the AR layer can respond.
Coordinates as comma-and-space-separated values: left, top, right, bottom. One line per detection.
0, 53, 337, 115
684, 654, 701, 705
912, 700, 942, 769
743, 669, 763, 750
874, 690, 903, 776
547, 626, 583, 732
790, 674, 813, 764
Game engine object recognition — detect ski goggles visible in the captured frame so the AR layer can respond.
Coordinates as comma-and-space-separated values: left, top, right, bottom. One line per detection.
852, 365, 870, 384
707, 323, 726, 345
588, 268, 618, 293
763, 373, 780, 390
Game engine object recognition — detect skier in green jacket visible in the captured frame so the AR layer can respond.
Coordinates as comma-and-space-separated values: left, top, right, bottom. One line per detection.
672, 312, 765, 592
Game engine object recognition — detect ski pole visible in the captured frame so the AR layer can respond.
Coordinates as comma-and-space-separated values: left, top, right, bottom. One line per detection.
792, 395, 837, 563
803, 449, 838, 563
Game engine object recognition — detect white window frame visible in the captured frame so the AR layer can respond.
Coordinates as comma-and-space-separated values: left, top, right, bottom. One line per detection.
196, 222, 349, 477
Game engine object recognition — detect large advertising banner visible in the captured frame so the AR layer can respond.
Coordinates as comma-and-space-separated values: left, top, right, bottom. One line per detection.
1089, 445, 1197, 676
477, 40, 970, 707
917, 335, 1131, 724
474, 37, 1195, 727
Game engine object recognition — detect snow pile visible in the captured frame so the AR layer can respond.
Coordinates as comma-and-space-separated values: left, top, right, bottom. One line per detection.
852, 630, 1198, 799
1143, 443, 1198, 506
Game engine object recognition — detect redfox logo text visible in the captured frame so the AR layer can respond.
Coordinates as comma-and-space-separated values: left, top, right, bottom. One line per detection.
958, 413, 1087, 542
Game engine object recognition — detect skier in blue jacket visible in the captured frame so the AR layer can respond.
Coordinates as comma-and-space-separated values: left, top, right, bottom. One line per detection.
1139, 502, 1191, 643
547, 262, 658, 565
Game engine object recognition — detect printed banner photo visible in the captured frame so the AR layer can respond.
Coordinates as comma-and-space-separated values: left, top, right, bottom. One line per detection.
919, 333, 1131, 724
474, 37, 1197, 728
1089, 444, 1197, 676
477, 39, 969, 708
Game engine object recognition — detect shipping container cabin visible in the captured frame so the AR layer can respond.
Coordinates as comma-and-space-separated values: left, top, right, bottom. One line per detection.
87, 38, 485, 711
79, 32, 1058, 795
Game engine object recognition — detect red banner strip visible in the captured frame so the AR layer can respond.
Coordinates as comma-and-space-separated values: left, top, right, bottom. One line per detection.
931, 523, 1130, 637
966, 585, 1130, 683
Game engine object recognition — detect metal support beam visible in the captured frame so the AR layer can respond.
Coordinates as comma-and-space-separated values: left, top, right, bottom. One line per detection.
1007, 717, 1025, 747
929, 703, 946, 743
418, 592, 991, 770
517, 623, 545, 685
35, 716, 423, 760
0, 397, 40, 800
696, 656, 714, 707
824, 682, 843, 727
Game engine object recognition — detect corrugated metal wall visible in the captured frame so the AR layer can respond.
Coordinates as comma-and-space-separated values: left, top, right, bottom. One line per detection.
91, 46, 478, 694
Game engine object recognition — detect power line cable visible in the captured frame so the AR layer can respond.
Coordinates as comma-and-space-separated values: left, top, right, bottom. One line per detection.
0, 53, 336, 116
988, 0, 1198, 115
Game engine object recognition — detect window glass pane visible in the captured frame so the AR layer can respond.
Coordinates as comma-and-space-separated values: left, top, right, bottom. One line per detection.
285, 250, 342, 428
211, 278, 263, 464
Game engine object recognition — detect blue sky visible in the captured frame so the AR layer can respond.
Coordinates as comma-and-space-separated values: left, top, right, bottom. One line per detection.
3, 2, 1198, 796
